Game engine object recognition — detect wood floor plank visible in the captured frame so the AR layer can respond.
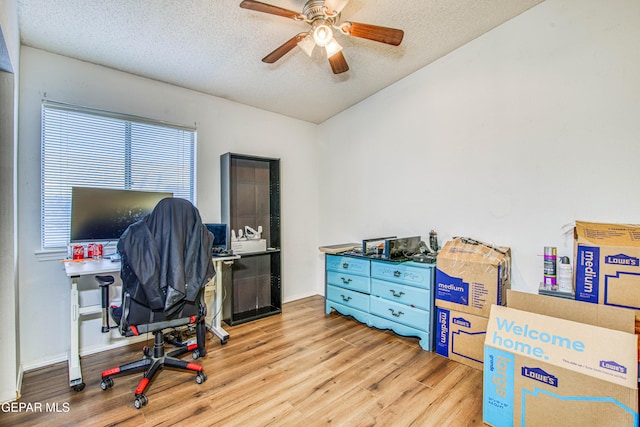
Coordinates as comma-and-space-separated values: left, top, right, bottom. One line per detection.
3, 295, 484, 426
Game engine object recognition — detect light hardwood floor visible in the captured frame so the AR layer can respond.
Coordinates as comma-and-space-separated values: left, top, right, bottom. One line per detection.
4, 296, 484, 426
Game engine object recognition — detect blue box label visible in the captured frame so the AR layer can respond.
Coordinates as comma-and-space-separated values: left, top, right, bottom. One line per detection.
436, 308, 450, 357
483, 347, 515, 427
575, 245, 600, 303
435, 270, 470, 306
497, 265, 504, 306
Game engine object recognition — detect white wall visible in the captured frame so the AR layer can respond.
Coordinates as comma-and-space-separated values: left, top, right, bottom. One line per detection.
18, 47, 319, 369
318, 0, 640, 294
0, 0, 20, 403
15, 0, 640, 373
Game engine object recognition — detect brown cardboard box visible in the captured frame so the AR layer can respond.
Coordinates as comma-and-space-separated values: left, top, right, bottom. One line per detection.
483, 292, 638, 427
435, 307, 488, 370
435, 237, 511, 317
574, 220, 640, 310
508, 290, 635, 333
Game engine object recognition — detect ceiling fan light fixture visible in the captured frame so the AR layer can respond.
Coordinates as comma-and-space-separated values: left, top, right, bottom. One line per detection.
312, 22, 333, 47
325, 38, 342, 58
297, 34, 316, 57
240, 0, 404, 75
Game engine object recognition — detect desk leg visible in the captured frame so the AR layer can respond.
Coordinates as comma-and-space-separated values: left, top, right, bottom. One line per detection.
69, 275, 85, 391
209, 260, 231, 344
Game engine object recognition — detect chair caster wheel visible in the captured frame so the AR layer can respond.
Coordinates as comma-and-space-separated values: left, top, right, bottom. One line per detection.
134, 394, 148, 409
195, 372, 207, 384
192, 349, 200, 360
220, 337, 228, 345
72, 382, 85, 392
100, 378, 114, 390
142, 346, 152, 358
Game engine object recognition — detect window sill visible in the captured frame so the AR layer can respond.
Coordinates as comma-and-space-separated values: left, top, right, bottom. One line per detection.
35, 243, 117, 262
35, 249, 66, 262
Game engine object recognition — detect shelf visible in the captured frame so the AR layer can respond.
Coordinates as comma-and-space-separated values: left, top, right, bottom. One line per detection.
224, 306, 282, 326
221, 153, 282, 325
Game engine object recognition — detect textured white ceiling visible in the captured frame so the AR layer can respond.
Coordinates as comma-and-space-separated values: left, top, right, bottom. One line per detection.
17, 0, 544, 123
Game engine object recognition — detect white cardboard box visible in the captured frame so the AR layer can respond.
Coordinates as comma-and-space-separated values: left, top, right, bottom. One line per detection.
231, 239, 266, 254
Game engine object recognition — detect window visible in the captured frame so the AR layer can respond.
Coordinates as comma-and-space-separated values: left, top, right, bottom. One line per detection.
41, 102, 196, 249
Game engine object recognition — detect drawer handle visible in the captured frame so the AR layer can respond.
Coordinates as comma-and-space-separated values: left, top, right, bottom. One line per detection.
341, 277, 352, 284
340, 295, 352, 302
388, 308, 404, 317
342, 262, 349, 269
393, 270, 402, 277
390, 289, 405, 298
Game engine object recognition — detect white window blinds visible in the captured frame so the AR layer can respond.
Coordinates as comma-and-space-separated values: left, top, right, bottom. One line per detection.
41, 102, 196, 249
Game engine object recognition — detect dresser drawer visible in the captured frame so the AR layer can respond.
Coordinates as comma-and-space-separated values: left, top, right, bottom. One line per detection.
370, 296, 430, 331
327, 285, 369, 312
327, 271, 370, 293
371, 279, 430, 311
370, 261, 433, 289
326, 255, 370, 277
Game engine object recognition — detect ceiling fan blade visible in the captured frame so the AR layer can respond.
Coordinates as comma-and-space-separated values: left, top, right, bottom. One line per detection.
240, 0, 301, 20
262, 33, 307, 63
323, 0, 351, 14
328, 51, 349, 74
341, 21, 404, 46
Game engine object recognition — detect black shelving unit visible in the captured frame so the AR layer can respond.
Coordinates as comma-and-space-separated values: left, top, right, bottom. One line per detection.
220, 153, 281, 325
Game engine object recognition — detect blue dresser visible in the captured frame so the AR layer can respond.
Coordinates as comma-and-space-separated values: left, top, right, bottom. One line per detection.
325, 254, 435, 351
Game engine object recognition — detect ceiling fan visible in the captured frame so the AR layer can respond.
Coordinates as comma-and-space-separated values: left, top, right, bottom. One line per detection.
239, 0, 404, 74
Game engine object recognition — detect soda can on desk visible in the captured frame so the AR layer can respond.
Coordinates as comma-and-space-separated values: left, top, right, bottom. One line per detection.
72, 245, 85, 260
88, 243, 103, 260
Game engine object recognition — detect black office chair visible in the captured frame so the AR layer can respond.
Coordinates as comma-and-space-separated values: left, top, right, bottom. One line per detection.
97, 197, 215, 409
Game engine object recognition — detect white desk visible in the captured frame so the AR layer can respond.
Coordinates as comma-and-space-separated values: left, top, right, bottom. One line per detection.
207, 255, 239, 344
63, 255, 237, 391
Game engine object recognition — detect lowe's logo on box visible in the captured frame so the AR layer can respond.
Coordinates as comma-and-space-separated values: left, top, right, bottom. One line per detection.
600, 360, 627, 374
521, 367, 558, 387
605, 253, 639, 267
452, 317, 471, 328
435, 270, 469, 306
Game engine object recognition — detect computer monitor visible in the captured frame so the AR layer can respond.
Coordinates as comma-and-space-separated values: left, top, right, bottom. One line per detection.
205, 223, 228, 250
70, 186, 173, 243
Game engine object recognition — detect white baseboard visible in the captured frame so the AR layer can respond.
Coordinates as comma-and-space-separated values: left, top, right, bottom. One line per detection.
283, 291, 323, 304
21, 354, 68, 373
1, 366, 23, 404
21, 335, 149, 373
16, 365, 23, 400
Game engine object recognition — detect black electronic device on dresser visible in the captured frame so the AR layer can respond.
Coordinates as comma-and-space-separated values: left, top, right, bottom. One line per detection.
383, 236, 421, 260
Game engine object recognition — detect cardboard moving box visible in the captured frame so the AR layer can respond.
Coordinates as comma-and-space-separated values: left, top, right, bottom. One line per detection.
483, 292, 638, 427
435, 237, 511, 317
435, 307, 488, 370
574, 220, 640, 310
